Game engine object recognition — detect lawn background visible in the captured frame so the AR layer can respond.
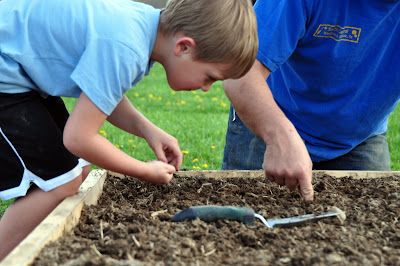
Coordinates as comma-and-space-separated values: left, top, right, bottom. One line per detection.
1, 62, 400, 216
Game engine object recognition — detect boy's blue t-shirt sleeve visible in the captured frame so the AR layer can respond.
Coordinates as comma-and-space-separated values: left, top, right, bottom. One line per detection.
71, 38, 144, 116
254, 0, 309, 72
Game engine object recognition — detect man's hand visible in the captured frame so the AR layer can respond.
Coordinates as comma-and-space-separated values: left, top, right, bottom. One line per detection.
262, 126, 314, 201
224, 60, 314, 201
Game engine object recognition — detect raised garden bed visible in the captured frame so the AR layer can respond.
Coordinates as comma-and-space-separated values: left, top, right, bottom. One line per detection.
2, 170, 400, 265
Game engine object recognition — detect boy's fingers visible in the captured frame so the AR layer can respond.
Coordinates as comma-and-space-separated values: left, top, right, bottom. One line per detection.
165, 148, 182, 170
154, 149, 168, 163
164, 163, 176, 173
159, 152, 181, 170
174, 151, 183, 170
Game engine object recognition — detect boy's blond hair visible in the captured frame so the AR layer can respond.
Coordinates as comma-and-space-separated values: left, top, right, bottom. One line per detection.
159, 0, 258, 79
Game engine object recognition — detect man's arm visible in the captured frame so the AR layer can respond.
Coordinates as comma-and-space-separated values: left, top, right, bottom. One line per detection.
63, 92, 177, 184
223, 60, 314, 201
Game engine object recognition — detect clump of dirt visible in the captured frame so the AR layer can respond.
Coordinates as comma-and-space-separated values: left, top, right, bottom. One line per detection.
34, 172, 400, 265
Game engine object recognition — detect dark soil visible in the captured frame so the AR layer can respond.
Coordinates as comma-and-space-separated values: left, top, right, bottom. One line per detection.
34, 172, 400, 265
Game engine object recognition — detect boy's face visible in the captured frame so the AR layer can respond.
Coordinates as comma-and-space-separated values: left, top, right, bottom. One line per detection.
165, 56, 230, 92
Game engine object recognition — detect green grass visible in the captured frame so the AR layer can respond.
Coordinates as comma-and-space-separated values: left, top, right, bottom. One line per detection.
1, 62, 400, 214
387, 105, 400, 170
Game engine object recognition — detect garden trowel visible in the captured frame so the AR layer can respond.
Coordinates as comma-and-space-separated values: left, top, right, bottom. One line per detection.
172, 205, 345, 228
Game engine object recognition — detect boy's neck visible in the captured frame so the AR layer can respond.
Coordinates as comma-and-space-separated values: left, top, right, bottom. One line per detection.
150, 28, 170, 64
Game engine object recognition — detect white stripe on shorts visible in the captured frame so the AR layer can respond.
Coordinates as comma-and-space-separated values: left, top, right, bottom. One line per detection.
0, 127, 90, 200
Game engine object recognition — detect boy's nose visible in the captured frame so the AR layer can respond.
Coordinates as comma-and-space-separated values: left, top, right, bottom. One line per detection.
200, 83, 212, 92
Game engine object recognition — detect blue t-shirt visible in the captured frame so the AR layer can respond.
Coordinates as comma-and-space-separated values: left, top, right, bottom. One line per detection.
254, 0, 400, 161
0, 0, 160, 115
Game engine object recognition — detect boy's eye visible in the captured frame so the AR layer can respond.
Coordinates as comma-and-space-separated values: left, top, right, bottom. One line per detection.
208, 76, 217, 82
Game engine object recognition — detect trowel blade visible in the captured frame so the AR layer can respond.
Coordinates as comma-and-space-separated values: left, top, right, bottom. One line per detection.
265, 210, 345, 228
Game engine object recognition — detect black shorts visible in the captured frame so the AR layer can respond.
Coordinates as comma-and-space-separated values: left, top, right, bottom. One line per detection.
0, 91, 90, 200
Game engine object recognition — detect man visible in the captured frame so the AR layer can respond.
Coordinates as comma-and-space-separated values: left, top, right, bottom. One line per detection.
222, 0, 400, 202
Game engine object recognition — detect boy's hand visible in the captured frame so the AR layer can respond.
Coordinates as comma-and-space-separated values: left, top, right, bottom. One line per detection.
66, 93, 177, 185
104, 95, 182, 170
143, 160, 175, 185
146, 130, 183, 170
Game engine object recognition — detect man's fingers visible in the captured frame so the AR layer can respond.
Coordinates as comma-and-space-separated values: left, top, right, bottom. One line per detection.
274, 176, 285, 186
265, 174, 275, 182
285, 178, 299, 191
299, 182, 314, 202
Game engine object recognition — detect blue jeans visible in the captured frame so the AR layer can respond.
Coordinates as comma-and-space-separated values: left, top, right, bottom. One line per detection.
222, 106, 391, 171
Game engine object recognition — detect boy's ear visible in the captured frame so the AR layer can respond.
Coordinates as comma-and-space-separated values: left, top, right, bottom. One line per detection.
174, 37, 196, 56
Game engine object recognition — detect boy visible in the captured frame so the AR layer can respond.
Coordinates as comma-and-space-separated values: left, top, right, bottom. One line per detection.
0, 0, 258, 259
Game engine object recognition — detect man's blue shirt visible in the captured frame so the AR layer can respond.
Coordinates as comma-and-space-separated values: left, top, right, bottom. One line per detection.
0, 0, 160, 115
255, 0, 400, 161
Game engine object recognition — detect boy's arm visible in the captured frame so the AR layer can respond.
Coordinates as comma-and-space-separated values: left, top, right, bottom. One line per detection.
223, 60, 314, 201
106, 95, 182, 170
63, 92, 177, 184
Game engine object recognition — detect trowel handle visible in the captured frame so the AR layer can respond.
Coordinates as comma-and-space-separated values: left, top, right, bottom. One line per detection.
172, 205, 255, 225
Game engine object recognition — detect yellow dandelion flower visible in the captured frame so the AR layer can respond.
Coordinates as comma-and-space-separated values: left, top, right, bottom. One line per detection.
211, 145, 215, 149
172, 91, 176, 95
99, 130, 107, 137
192, 158, 198, 163
128, 139, 133, 143
203, 164, 208, 169
221, 102, 227, 108
166, 101, 171, 106
192, 91, 197, 94
115, 144, 120, 148
182, 150, 189, 154
131, 145, 136, 149
134, 92, 139, 97
180, 100, 186, 105
158, 97, 162, 101
212, 97, 218, 102
149, 94, 154, 99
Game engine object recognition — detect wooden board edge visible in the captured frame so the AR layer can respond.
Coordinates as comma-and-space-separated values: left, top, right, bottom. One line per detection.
175, 170, 265, 179
0, 169, 107, 266
174, 170, 400, 179
313, 170, 400, 179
